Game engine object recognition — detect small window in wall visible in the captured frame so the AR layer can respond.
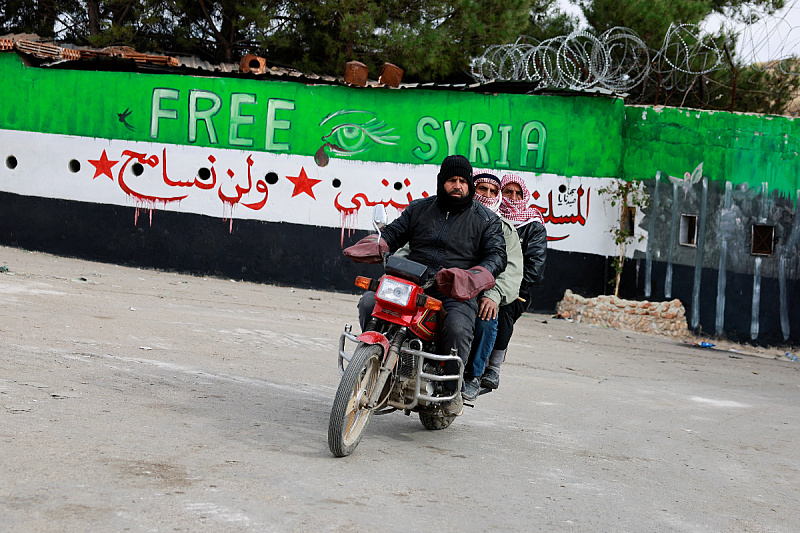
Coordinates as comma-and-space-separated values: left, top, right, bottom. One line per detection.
751, 224, 775, 256
680, 214, 698, 247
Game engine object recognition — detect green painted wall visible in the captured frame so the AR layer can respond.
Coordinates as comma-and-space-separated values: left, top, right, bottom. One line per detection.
623, 105, 800, 197
0, 52, 623, 179
3, 52, 800, 198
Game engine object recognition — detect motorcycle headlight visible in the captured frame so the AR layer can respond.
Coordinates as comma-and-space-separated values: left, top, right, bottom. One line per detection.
376, 278, 414, 307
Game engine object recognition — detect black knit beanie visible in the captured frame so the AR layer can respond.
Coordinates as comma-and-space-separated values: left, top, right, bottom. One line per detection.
436, 155, 474, 212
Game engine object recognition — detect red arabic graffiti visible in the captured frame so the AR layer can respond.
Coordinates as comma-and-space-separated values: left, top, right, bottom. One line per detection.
332, 184, 592, 244
531, 185, 591, 241
90, 148, 272, 231
88, 147, 593, 244
333, 174, 431, 246
334, 192, 411, 246
118, 150, 188, 204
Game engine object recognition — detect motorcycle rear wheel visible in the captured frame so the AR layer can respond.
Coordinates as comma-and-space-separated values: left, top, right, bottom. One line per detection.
328, 343, 382, 457
419, 412, 456, 430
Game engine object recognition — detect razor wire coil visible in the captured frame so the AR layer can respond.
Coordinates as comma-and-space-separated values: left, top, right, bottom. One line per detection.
470, 13, 800, 92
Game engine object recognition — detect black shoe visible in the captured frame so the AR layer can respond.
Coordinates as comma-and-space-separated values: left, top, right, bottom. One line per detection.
442, 393, 464, 416
480, 368, 500, 390
462, 377, 481, 401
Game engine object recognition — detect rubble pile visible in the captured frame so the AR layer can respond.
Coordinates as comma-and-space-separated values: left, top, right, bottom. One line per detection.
556, 289, 689, 337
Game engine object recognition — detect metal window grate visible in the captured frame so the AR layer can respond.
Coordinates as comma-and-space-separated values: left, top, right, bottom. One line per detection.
751, 225, 775, 256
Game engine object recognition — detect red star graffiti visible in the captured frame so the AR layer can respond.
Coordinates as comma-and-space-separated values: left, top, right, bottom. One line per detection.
286, 166, 322, 199
88, 150, 119, 180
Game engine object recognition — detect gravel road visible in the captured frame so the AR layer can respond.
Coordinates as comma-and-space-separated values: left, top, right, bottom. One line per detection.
1, 245, 798, 532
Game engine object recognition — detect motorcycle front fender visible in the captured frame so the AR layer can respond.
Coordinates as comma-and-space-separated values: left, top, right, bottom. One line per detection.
356, 331, 391, 357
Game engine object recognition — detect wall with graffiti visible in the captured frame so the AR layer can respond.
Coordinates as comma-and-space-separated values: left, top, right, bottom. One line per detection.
0, 51, 797, 344
622, 107, 800, 344
0, 52, 621, 255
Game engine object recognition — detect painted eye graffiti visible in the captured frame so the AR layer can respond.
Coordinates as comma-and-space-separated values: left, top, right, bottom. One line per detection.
315, 110, 400, 167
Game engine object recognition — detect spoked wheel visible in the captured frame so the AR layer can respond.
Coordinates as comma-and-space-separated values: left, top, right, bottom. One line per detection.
419, 411, 456, 430
328, 343, 383, 457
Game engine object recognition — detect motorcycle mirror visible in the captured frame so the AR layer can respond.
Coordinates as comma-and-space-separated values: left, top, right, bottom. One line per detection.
372, 205, 388, 231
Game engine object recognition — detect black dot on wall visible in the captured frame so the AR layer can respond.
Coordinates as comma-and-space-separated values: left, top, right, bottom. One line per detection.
68, 159, 81, 173
5, 156, 17, 169
559, 184, 567, 193
198, 167, 211, 181
394, 182, 403, 190
332, 178, 341, 188
132, 163, 144, 176
265, 172, 279, 185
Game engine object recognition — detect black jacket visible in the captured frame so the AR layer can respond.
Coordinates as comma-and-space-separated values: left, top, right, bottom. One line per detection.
515, 220, 547, 297
381, 196, 507, 280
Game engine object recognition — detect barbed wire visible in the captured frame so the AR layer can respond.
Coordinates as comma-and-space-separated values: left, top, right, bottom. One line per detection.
469, 5, 800, 93
469, 24, 722, 92
731, 2, 800, 74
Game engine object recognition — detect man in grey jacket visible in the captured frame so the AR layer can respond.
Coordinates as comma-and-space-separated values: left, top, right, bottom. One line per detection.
480, 173, 547, 390
462, 171, 524, 400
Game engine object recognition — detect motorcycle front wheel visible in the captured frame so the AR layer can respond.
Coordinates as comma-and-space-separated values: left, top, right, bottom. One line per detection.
328, 343, 382, 457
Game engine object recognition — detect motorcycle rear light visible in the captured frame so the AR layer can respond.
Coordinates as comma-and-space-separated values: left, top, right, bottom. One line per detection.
376, 278, 413, 307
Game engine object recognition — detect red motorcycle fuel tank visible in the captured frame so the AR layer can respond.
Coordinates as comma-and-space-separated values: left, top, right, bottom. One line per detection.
410, 307, 440, 341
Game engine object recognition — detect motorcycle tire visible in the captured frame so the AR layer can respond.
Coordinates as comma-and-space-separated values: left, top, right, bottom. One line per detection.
419, 412, 456, 430
328, 342, 382, 457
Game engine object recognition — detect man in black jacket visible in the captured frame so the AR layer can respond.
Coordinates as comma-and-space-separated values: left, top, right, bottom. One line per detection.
357, 155, 507, 415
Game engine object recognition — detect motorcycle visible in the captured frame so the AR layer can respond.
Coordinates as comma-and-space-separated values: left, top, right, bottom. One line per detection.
328, 208, 470, 457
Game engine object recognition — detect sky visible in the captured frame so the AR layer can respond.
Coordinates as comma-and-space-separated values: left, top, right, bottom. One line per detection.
557, 0, 800, 64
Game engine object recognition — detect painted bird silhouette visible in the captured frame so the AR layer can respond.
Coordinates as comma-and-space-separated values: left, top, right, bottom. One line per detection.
117, 108, 135, 131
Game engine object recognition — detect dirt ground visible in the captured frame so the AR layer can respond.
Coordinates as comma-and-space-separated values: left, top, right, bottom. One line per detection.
1, 245, 798, 532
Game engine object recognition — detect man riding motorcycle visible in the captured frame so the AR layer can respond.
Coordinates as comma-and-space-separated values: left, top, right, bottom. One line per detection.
356, 155, 507, 416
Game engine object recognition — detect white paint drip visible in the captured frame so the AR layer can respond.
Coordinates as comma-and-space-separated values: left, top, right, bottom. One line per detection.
779, 189, 800, 341
644, 171, 661, 299
750, 182, 769, 340
715, 181, 733, 336
665, 180, 680, 299
690, 177, 708, 330
751, 256, 762, 340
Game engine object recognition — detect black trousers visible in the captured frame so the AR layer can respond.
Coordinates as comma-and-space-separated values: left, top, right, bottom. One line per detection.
494, 296, 528, 351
